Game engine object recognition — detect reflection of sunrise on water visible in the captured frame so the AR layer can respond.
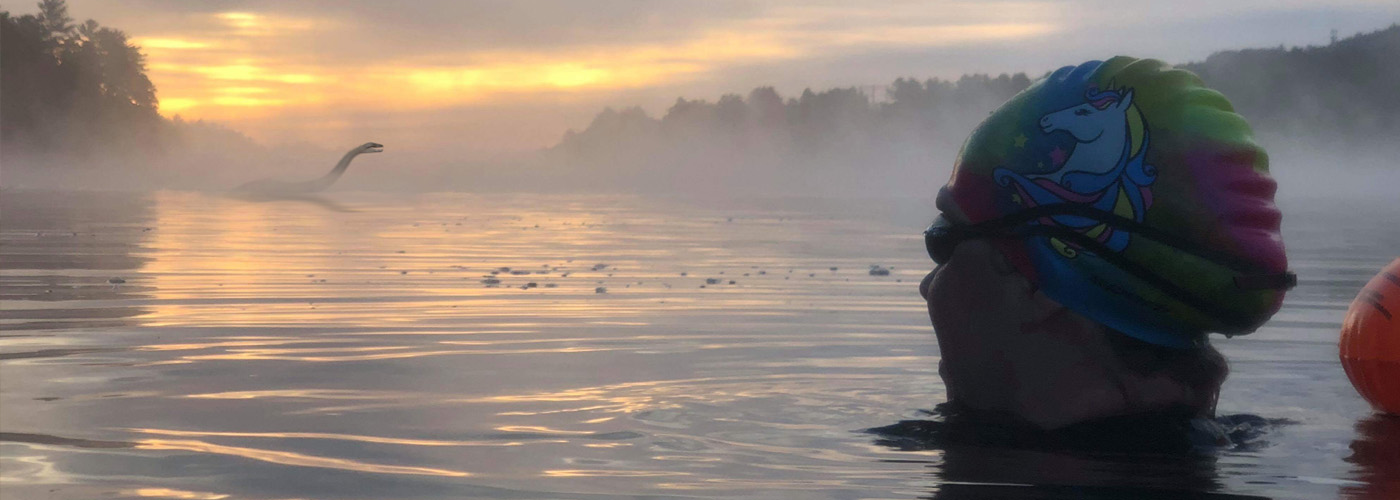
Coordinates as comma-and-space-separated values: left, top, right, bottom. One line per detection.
5, 189, 1396, 498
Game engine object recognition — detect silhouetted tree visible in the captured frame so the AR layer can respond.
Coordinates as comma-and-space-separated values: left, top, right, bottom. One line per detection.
36, 0, 74, 53
1181, 24, 1399, 146
551, 25, 1396, 195
2, 0, 163, 164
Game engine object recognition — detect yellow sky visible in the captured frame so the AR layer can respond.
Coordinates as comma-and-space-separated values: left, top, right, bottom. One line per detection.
139, 11, 1053, 118
55, 0, 1395, 150
121, 4, 1059, 147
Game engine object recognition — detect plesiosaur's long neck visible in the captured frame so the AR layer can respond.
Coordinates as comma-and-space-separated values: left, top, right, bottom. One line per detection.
307, 148, 362, 191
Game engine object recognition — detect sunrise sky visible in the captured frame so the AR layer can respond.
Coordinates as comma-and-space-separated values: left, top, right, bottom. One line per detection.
58, 0, 1400, 153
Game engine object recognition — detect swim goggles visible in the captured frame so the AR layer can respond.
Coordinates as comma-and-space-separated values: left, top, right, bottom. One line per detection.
924, 204, 1297, 330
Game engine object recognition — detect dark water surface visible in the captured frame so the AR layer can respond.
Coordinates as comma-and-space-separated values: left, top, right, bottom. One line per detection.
1, 190, 1396, 499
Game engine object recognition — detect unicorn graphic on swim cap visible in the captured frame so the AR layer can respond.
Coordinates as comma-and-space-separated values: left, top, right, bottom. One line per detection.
994, 84, 1157, 254
937, 57, 1293, 347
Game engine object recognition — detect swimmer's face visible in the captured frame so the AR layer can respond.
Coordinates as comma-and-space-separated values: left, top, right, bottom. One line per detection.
920, 240, 1140, 429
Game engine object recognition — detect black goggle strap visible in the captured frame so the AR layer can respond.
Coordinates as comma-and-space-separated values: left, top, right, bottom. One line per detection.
943, 204, 1297, 291
1013, 223, 1262, 331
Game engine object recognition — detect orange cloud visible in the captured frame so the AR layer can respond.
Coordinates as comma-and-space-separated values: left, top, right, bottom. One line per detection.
132, 7, 1058, 143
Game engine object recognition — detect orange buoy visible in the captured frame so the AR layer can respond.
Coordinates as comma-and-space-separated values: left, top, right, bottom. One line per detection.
1340, 258, 1400, 416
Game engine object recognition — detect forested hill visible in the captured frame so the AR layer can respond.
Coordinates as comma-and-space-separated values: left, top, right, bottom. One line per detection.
1182, 24, 1399, 144
1, 0, 164, 161
2, 0, 297, 189
550, 25, 1399, 195
549, 74, 1034, 194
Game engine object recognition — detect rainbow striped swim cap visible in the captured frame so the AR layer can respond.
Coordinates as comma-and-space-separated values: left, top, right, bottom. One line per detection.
933, 57, 1294, 348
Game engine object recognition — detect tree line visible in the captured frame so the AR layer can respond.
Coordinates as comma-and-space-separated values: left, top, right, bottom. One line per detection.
1182, 24, 1399, 147
3, 0, 276, 189
551, 24, 1399, 193
554, 73, 1035, 165
548, 73, 1033, 194
3, 0, 1392, 192
1, 0, 166, 162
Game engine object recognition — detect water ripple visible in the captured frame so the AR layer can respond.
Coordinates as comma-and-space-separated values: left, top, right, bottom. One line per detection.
1, 191, 1394, 499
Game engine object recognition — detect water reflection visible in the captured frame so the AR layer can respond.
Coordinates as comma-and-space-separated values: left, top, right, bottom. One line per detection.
226, 192, 356, 213
121, 487, 231, 499
0, 431, 471, 477
0, 347, 119, 361
0, 190, 154, 330
136, 439, 473, 477
864, 405, 1279, 499
0, 191, 1394, 499
1342, 414, 1400, 499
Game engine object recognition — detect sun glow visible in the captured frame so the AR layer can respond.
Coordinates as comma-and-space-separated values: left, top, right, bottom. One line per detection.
132, 6, 1058, 142
154, 63, 319, 84
209, 96, 287, 107
135, 439, 471, 477
134, 38, 211, 50
122, 488, 230, 500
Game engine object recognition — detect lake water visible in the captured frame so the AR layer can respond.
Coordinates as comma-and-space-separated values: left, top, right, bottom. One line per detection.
2, 190, 1396, 499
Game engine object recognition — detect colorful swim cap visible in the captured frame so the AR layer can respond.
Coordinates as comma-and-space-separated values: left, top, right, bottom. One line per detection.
935, 57, 1294, 348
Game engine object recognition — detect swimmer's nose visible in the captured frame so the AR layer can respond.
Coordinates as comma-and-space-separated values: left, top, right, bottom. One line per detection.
919, 269, 937, 301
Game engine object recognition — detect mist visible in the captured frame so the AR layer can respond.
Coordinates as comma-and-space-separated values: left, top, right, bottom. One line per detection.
533, 25, 1400, 200
2, 2, 1396, 203
524, 75, 1026, 199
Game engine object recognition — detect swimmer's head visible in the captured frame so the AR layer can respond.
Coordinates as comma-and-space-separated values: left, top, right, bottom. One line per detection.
921, 57, 1290, 428
922, 240, 1227, 429
933, 57, 1293, 348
